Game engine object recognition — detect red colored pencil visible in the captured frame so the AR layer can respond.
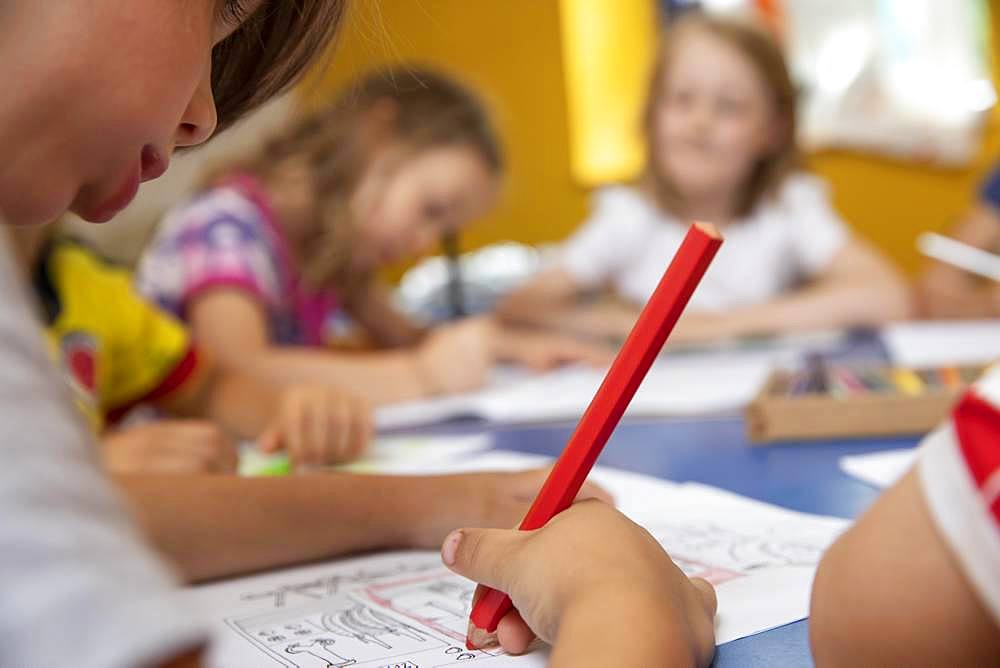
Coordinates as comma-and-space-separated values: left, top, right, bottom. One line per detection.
466, 222, 724, 646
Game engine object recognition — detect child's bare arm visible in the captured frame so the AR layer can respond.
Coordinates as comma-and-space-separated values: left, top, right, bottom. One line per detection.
156, 355, 279, 440
916, 204, 1000, 318
115, 469, 611, 583
498, 268, 639, 342
156, 354, 371, 467
187, 289, 451, 403
188, 288, 522, 403
810, 468, 1000, 666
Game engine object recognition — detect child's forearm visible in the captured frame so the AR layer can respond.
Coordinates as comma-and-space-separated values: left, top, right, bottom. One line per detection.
202, 370, 281, 440
497, 270, 637, 342
115, 473, 451, 582
810, 469, 1000, 665
723, 273, 912, 338
500, 296, 638, 344
248, 348, 430, 405
916, 266, 1000, 318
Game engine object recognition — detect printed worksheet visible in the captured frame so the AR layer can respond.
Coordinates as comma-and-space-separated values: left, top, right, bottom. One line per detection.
192, 452, 849, 666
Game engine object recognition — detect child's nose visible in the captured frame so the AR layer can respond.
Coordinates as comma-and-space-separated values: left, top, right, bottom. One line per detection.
175, 64, 218, 149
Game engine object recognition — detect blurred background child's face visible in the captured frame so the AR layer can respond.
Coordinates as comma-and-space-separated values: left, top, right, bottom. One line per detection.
351, 145, 499, 271
0, 0, 257, 226
651, 29, 778, 209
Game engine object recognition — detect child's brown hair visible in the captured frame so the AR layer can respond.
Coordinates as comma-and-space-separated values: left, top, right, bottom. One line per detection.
642, 13, 800, 218
211, 1, 347, 135
223, 65, 502, 292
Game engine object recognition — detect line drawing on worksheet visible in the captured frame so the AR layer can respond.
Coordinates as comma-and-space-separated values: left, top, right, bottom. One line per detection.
239, 561, 444, 609
225, 567, 503, 667
354, 571, 487, 645
642, 520, 830, 584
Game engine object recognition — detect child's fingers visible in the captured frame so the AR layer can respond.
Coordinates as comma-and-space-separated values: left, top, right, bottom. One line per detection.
496, 608, 536, 655
191, 431, 238, 473
306, 397, 329, 466
149, 448, 215, 474
328, 396, 353, 462
163, 423, 236, 473
283, 397, 307, 466
690, 577, 718, 618
577, 479, 614, 505
214, 436, 240, 473
440, 527, 527, 594
257, 424, 281, 454
351, 397, 374, 458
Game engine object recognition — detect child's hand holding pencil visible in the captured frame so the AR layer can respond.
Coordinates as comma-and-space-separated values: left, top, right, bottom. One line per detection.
441, 500, 717, 665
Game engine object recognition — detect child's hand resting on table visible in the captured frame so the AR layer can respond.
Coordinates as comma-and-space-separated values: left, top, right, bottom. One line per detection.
442, 499, 717, 666
490, 323, 614, 371
101, 420, 239, 474
257, 384, 373, 468
413, 318, 495, 396
413, 316, 614, 397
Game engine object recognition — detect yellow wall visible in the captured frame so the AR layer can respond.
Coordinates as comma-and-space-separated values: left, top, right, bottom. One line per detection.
306, 0, 1000, 276
559, 0, 657, 184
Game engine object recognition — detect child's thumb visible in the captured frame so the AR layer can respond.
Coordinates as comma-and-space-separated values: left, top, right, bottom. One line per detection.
440, 528, 525, 593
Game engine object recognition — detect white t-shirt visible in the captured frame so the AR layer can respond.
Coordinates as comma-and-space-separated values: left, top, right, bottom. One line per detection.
0, 232, 207, 667
560, 173, 849, 310
919, 366, 1000, 625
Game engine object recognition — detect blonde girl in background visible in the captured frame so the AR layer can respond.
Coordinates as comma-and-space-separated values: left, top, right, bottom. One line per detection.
139, 67, 606, 405
500, 13, 910, 344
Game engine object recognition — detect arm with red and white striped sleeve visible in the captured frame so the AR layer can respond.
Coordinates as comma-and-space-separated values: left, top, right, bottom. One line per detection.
809, 368, 1000, 666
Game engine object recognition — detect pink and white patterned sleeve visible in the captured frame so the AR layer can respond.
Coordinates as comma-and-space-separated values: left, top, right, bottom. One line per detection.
138, 187, 286, 315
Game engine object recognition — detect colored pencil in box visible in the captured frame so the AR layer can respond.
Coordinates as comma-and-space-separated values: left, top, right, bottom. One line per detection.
465, 223, 724, 647
804, 354, 829, 394
891, 368, 925, 396
938, 366, 961, 390
829, 366, 866, 396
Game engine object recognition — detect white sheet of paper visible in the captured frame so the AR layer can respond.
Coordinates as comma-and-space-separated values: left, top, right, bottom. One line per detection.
376, 350, 779, 431
839, 448, 917, 488
196, 450, 847, 665
239, 434, 494, 476
882, 320, 1000, 367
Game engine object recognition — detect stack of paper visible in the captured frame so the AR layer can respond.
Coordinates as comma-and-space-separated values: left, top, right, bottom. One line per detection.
882, 320, 1000, 367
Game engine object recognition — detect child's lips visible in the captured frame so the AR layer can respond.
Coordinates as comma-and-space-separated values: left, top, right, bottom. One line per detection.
80, 165, 141, 223
140, 145, 168, 182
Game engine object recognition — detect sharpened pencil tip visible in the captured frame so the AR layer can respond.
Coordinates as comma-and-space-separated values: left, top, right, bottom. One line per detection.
692, 221, 723, 239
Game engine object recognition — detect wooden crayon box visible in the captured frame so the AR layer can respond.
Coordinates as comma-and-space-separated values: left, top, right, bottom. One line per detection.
746, 363, 985, 444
